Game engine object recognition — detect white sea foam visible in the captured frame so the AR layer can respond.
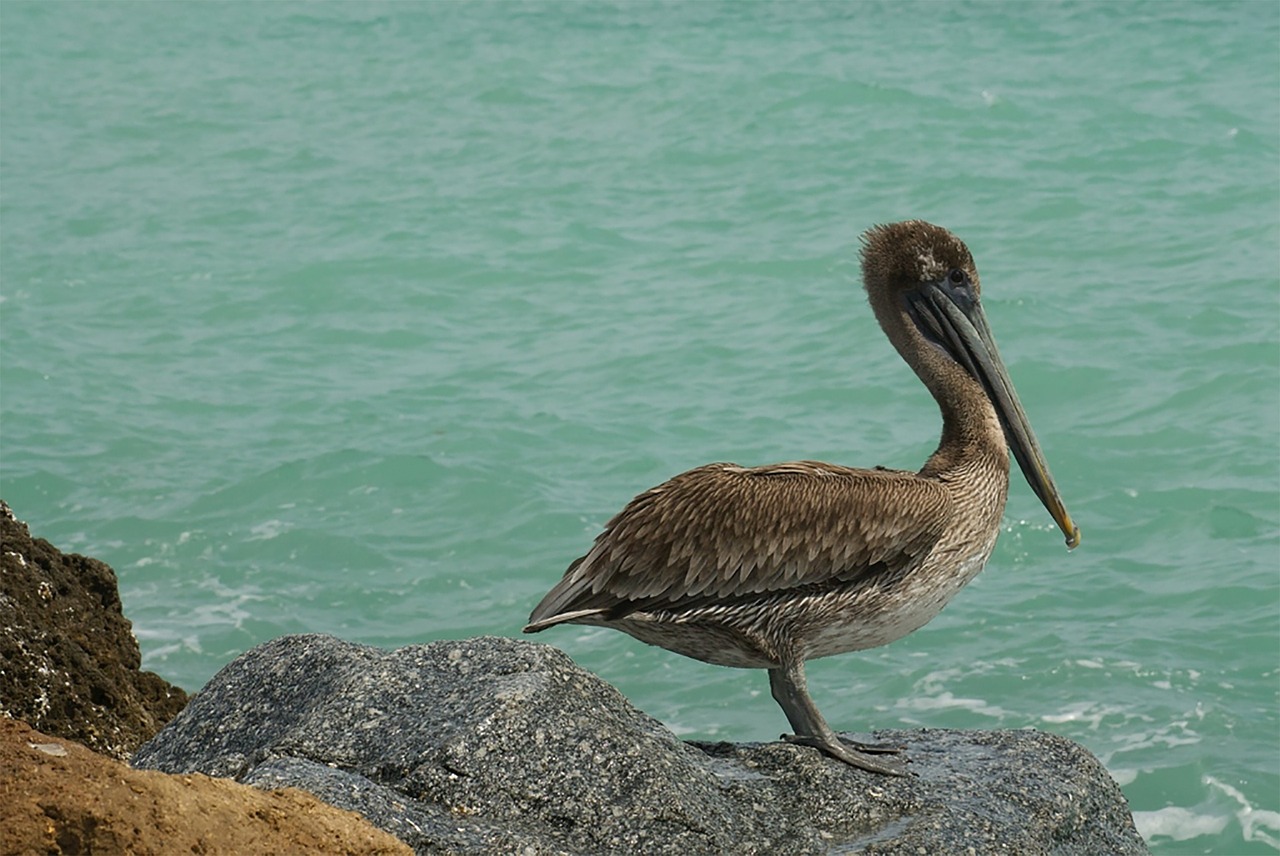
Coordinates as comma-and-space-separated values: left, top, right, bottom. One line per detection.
1041, 700, 1131, 731
895, 666, 1011, 720
1111, 718, 1202, 754
182, 577, 267, 631
1134, 776, 1280, 850
1109, 768, 1138, 786
1133, 806, 1228, 842
897, 691, 1008, 719
247, 519, 289, 541
1207, 775, 1280, 849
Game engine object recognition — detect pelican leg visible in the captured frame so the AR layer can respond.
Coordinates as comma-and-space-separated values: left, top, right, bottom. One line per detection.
767, 660, 909, 776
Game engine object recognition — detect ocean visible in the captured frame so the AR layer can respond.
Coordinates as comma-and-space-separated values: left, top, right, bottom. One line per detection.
2, 2, 1277, 852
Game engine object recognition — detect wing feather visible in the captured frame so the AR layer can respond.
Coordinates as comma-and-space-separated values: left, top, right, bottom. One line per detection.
525, 461, 952, 630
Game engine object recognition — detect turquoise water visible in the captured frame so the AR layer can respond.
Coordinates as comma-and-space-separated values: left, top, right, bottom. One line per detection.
2, 2, 1277, 851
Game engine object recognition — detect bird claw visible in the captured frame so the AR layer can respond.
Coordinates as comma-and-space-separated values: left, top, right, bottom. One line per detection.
781, 733, 912, 776
837, 734, 904, 755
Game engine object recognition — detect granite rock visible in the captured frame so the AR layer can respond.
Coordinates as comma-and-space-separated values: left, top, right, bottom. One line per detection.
134, 633, 1149, 855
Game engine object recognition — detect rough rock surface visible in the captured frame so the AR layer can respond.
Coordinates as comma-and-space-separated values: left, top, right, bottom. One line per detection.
0, 500, 188, 759
1, 715, 412, 856
135, 634, 1149, 855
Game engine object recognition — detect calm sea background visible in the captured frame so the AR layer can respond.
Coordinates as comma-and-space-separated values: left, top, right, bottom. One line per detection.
2, 2, 1277, 852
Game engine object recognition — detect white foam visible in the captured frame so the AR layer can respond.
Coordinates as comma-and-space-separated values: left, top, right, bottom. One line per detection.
1109, 767, 1138, 786
895, 664, 1014, 720
1133, 806, 1228, 842
1132, 776, 1280, 849
247, 519, 289, 540
1041, 700, 1130, 731
1207, 775, 1280, 849
1108, 723, 1202, 755
898, 691, 1008, 719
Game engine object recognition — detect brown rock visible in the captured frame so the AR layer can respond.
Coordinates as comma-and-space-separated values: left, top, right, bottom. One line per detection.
0, 716, 412, 856
0, 501, 188, 759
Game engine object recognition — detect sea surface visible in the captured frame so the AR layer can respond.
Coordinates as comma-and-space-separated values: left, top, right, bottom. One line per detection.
2, 3, 1277, 852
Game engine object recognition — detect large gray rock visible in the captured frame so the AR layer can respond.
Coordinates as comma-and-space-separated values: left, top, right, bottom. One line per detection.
132, 634, 1148, 855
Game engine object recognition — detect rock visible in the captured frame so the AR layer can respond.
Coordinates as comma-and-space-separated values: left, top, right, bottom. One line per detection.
134, 634, 1149, 855
0, 500, 188, 760
0, 715, 412, 856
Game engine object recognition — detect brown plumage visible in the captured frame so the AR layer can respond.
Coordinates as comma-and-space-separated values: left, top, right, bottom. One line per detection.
524, 220, 1079, 776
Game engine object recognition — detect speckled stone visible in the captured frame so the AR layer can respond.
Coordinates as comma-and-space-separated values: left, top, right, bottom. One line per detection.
0, 501, 188, 760
133, 634, 1148, 855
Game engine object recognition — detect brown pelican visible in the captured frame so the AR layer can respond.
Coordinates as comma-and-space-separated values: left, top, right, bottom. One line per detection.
524, 220, 1080, 776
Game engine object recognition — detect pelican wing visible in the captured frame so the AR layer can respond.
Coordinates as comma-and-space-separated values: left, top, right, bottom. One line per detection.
526, 461, 952, 630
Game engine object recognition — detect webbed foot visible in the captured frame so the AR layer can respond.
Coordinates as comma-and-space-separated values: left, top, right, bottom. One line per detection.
781, 732, 912, 777
837, 734, 905, 755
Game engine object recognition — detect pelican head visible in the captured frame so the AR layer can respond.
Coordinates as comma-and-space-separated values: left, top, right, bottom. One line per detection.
861, 220, 1080, 549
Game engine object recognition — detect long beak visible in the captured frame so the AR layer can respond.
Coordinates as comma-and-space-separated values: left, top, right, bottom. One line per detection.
913, 284, 1081, 549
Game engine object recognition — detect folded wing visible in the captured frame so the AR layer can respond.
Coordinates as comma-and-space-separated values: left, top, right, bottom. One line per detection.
525, 461, 952, 630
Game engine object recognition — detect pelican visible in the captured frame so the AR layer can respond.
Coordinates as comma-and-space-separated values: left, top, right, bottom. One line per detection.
523, 220, 1080, 776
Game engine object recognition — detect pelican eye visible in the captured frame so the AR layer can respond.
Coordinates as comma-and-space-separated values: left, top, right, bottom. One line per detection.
948, 268, 966, 285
